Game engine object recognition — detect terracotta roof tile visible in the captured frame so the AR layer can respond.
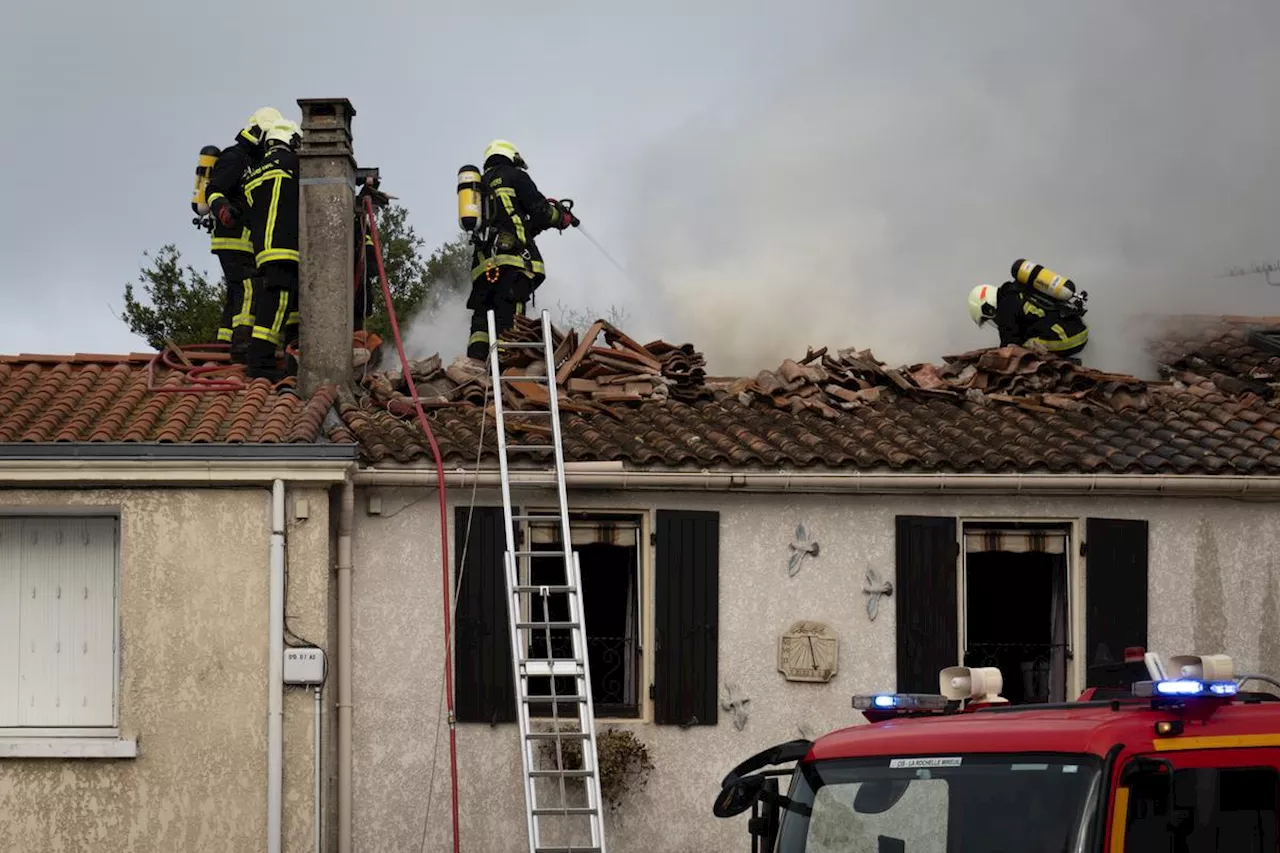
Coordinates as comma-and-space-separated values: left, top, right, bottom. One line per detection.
0, 351, 350, 448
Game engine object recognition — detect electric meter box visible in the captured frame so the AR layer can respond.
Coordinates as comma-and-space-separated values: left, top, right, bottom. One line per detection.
284, 647, 326, 685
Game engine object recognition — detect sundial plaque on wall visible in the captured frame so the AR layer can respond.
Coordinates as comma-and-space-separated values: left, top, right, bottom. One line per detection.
777, 621, 839, 683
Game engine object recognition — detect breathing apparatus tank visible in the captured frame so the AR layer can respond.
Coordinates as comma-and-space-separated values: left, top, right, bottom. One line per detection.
191, 145, 221, 216
1011, 259, 1078, 302
457, 164, 482, 232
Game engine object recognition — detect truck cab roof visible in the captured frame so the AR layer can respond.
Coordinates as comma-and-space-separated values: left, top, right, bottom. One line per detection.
808, 695, 1280, 763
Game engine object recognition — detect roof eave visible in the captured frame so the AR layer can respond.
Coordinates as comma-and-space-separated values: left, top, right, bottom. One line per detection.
352, 465, 1280, 499
0, 442, 357, 486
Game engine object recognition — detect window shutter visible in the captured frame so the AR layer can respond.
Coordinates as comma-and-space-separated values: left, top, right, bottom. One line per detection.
1084, 518, 1148, 687
895, 515, 959, 694
453, 506, 517, 724
653, 510, 719, 726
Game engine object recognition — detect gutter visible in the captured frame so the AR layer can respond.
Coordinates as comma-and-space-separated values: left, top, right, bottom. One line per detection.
0, 459, 355, 485
353, 466, 1280, 498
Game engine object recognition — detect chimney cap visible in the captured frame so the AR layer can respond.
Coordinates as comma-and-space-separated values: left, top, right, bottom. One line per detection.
297, 97, 356, 114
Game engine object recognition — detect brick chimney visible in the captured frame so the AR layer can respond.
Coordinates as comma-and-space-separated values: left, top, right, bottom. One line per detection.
296, 98, 356, 397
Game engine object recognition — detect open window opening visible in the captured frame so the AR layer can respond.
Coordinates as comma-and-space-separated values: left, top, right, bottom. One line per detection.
962, 522, 1071, 704
521, 513, 642, 719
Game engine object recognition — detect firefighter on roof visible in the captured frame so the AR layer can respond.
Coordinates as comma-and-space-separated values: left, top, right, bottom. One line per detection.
205, 107, 284, 362
241, 118, 302, 388
460, 139, 577, 364
968, 259, 1090, 358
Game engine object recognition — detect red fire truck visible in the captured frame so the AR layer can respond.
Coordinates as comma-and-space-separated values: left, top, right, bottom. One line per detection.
713, 652, 1280, 851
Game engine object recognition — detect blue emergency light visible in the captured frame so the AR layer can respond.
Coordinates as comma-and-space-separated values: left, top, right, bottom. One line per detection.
853, 693, 950, 712
1133, 678, 1238, 699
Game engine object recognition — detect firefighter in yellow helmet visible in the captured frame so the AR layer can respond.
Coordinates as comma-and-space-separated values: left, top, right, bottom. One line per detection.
205, 107, 284, 362
241, 118, 303, 389
968, 259, 1090, 358
464, 139, 577, 362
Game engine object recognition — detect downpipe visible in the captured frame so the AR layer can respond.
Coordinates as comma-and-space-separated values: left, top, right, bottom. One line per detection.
337, 479, 355, 853
269, 480, 286, 853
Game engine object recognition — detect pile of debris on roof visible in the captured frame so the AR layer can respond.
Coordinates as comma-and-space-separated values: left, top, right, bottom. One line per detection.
1143, 315, 1280, 398
733, 344, 1156, 419
361, 314, 712, 414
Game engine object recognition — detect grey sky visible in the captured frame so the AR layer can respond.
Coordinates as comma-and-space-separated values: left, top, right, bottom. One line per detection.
4, 2, 1279, 377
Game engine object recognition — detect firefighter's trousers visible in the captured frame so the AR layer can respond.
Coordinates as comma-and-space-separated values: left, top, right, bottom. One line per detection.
246, 262, 300, 381
216, 251, 258, 360
466, 266, 531, 360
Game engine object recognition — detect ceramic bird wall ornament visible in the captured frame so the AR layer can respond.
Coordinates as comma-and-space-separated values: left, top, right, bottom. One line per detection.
720, 682, 751, 731
787, 523, 820, 577
863, 567, 894, 621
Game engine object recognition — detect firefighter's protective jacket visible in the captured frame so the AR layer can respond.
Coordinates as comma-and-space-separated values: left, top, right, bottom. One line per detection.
994, 281, 1088, 354
470, 160, 562, 284
242, 143, 300, 268
205, 140, 256, 256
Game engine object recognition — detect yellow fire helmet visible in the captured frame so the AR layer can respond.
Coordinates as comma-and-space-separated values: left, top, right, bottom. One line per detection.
240, 107, 285, 145
264, 119, 302, 148
484, 139, 526, 169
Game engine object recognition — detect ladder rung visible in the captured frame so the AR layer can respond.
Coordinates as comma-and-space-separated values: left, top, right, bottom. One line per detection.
519, 655, 586, 671
532, 807, 599, 816
525, 730, 593, 739
513, 550, 566, 558
511, 513, 564, 522
514, 585, 577, 594
522, 694, 588, 704
529, 768, 595, 778
502, 409, 554, 416
500, 373, 549, 382
505, 444, 555, 452
535, 848, 602, 853
516, 621, 582, 630
496, 341, 547, 348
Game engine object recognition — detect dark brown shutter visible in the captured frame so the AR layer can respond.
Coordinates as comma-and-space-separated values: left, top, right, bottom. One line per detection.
1084, 518, 1148, 688
453, 505, 517, 724
654, 510, 719, 726
895, 515, 959, 694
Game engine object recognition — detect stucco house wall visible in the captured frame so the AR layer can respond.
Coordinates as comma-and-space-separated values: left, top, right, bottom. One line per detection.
350, 484, 1280, 853
0, 485, 334, 853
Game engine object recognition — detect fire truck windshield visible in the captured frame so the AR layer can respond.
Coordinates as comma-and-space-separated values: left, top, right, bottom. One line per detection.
772, 753, 1102, 853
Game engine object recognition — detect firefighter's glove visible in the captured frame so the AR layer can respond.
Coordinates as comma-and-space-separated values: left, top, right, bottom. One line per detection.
211, 198, 241, 229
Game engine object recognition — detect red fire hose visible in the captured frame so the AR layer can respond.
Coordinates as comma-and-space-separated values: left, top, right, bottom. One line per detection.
362, 195, 462, 853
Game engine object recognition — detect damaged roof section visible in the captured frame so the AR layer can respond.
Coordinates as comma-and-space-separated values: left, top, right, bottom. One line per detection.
339, 313, 1280, 475
361, 314, 711, 415
1146, 314, 1280, 398
736, 345, 1154, 418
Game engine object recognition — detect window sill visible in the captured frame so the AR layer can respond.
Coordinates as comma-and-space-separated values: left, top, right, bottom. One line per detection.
0, 737, 138, 758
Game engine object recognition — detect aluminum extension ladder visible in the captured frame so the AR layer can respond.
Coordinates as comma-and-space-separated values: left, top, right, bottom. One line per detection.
485, 308, 607, 853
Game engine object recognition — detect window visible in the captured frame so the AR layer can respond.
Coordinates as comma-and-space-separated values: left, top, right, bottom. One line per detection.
521, 513, 643, 718
1125, 766, 1279, 851
962, 522, 1070, 704
0, 516, 119, 731
894, 515, 1149, 698
453, 506, 719, 725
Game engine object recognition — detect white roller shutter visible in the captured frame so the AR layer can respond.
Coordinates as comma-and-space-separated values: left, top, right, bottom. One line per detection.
0, 520, 20, 727
2, 516, 117, 728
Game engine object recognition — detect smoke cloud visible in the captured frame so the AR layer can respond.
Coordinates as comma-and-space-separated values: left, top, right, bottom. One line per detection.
594, 2, 1280, 378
